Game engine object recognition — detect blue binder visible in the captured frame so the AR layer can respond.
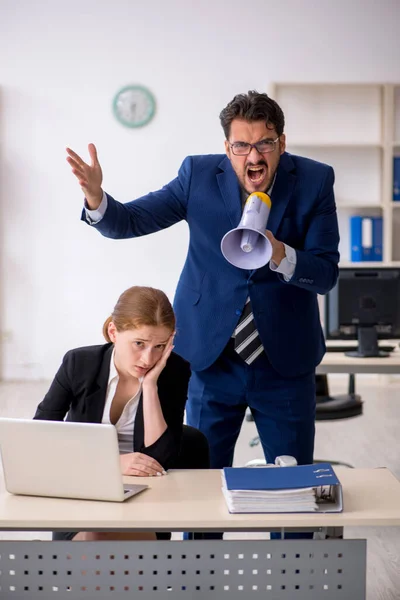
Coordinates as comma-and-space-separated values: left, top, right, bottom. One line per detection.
350, 216, 363, 262
223, 463, 339, 490
350, 216, 382, 262
394, 157, 400, 201
222, 463, 343, 513
372, 217, 383, 261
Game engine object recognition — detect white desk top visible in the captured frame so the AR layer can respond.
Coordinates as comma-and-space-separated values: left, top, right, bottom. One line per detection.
0, 468, 399, 531
318, 348, 400, 374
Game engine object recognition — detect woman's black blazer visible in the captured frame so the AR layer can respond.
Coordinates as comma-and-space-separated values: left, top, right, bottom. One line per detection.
33, 343, 191, 469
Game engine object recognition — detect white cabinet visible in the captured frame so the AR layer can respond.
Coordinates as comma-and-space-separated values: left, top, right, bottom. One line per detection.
271, 83, 400, 266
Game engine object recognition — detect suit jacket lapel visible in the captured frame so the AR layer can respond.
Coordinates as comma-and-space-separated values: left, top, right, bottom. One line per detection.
84, 345, 114, 423
267, 152, 296, 236
217, 156, 242, 229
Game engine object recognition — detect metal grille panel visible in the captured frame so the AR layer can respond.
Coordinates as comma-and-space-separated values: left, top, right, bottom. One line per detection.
0, 539, 366, 599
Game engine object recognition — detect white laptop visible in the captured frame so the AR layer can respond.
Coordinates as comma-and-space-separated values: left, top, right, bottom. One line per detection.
0, 418, 148, 502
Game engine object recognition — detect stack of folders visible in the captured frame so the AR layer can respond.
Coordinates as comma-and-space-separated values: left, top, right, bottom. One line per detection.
221, 463, 343, 514
350, 215, 383, 262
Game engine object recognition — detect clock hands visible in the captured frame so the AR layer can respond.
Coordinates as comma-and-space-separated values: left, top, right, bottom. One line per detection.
129, 102, 137, 119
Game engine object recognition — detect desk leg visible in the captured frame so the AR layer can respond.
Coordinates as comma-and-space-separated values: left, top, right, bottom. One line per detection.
314, 526, 344, 540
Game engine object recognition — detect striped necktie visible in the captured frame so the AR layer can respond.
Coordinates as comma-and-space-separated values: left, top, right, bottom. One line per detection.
233, 297, 264, 364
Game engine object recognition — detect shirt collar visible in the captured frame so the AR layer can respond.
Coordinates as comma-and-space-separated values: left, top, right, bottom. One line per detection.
268, 173, 277, 196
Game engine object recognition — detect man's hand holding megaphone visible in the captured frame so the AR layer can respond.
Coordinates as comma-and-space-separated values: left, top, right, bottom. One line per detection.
221, 191, 287, 270
265, 230, 286, 267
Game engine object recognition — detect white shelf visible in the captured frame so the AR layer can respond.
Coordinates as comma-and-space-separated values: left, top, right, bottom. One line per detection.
336, 203, 383, 209
289, 142, 383, 149
273, 82, 399, 264
273, 84, 382, 145
289, 145, 382, 208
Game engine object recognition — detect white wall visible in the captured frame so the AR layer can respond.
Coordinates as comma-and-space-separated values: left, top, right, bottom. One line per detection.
0, 0, 400, 380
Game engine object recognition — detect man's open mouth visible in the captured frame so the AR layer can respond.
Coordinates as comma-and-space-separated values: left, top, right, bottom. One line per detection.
247, 164, 267, 184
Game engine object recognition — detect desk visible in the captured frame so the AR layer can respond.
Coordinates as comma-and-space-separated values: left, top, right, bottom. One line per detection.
318, 350, 400, 375
316, 348, 400, 400
0, 468, 399, 599
0, 468, 399, 532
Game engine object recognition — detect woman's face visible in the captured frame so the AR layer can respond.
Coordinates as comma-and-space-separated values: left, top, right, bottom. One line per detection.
108, 323, 173, 379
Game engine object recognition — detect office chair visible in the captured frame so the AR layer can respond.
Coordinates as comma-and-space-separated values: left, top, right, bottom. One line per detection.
314, 373, 363, 420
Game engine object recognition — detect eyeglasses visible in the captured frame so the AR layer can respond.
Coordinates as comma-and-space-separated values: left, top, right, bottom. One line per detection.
229, 137, 280, 156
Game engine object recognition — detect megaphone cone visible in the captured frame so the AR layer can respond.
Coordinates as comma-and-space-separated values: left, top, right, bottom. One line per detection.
221, 192, 273, 269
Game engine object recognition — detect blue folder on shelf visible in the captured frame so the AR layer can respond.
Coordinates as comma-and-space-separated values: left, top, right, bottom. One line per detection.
394, 156, 400, 201
372, 217, 383, 261
222, 463, 343, 514
350, 215, 363, 262
350, 215, 383, 262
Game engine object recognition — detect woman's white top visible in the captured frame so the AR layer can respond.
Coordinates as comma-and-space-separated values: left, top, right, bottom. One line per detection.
101, 350, 142, 454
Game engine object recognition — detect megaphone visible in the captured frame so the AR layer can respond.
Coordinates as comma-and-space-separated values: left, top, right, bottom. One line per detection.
221, 192, 273, 269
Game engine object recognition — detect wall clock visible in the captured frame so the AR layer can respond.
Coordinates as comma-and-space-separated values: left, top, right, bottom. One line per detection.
112, 85, 156, 128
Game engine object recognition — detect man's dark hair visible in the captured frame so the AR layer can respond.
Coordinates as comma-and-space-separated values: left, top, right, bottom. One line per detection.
219, 90, 285, 139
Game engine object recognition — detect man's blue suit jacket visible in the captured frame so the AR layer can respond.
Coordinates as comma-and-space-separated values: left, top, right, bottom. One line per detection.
85, 152, 340, 377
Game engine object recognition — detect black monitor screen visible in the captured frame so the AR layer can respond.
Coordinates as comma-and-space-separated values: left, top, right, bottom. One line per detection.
325, 267, 400, 340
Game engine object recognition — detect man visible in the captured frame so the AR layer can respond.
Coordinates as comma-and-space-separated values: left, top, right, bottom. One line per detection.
67, 90, 340, 471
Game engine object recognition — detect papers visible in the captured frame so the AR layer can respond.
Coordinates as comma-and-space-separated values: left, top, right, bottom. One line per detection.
222, 483, 318, 513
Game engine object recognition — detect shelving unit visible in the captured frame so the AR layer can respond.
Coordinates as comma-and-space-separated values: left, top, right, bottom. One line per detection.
270, 83, 400, 266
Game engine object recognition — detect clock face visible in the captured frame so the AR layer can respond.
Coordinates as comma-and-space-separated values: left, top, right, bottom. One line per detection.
112, 85, 156, 128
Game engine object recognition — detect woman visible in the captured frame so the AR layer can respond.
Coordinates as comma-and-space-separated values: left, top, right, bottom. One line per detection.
34, 286, 209, 541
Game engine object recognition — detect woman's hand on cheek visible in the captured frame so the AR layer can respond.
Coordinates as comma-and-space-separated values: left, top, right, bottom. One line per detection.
142, 334, 175, 386
120, 452, 166, 477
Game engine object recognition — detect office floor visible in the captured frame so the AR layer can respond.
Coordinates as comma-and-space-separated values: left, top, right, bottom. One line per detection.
0, 375, 399, 600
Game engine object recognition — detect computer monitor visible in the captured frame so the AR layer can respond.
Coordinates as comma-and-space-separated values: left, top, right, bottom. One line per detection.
324, 267, 400, 357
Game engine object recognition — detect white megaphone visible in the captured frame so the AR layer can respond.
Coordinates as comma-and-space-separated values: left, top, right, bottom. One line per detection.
221, 191, 273, 269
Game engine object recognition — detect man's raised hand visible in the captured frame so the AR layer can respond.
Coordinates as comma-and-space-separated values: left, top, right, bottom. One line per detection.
66, 143, 103, 209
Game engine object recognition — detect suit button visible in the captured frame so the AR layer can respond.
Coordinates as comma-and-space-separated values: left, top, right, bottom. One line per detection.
236, 309, 241, 316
